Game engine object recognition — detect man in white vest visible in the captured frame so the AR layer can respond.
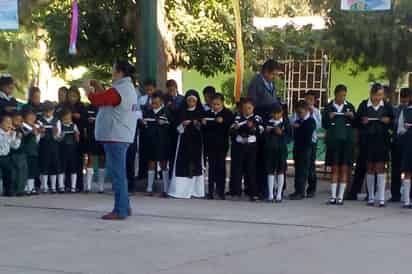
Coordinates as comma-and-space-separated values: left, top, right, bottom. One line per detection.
84, 60, 138, 220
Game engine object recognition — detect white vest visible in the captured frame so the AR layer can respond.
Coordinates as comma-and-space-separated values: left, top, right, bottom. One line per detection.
95, 77, 138, 143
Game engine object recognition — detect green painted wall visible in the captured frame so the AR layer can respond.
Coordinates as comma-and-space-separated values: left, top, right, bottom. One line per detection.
182, 62, 386, 108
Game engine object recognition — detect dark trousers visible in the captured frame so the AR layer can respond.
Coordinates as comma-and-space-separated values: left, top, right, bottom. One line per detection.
207, 149, 226, 197
256, 139, 266, 198
348, 145, 367, 198
391, 142, 402, 201
230, 143, 257, 197
293, 148, 311, 195
0, 156, 14, 196
307, 142, 318, 194
126, 137, 138, 192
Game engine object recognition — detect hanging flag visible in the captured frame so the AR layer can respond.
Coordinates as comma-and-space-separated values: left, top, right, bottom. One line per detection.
69, 0, 79, 55
232, 0, 244, 103
341, 0, 391, 11
0, 0, 18, 30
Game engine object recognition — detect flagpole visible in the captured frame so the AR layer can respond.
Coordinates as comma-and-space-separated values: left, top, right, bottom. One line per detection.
232, 0, 244, 103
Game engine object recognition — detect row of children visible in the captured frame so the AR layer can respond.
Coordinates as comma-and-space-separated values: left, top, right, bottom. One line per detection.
0, 75, 105, 196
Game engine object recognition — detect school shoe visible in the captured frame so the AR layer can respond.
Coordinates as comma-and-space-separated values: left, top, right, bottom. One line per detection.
402, 204, 412, 209
378, 201, 386, 208
101, 212, 126, 221
217, 194, 226, 200
206, 194, 214, 200
336, 199, 344, 206
161, 192, 169, 198
306, 191, 316, 198
145, 192, 154, 197
326, 198, 337, 205
51, 189, 57, 194
367, 200, 375, 207
289, 193, 304, 200
70, 188, 76, 193
58, 188, 65, 194
250, 196, 260, 202
31, 189, 38, 195
388, 197, 401, 203
275, 198, 283, 203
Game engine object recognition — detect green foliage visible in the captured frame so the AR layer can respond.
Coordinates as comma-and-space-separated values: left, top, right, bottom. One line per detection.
35, 0, 136, 71
311, 0, 412, 93
254, 0, 313, 17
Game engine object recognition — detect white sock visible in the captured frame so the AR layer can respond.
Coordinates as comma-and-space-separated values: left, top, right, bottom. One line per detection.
366, 174, 375, 202
338, 183, 346, 200
86, 168, 94, 191
98, 168, 105, 192
267, 175, 275, 200
162, 170, 169, 193
27, 179, 34, 192
403, 179, 411, 206
276, 174, 285, 201
377, 174, 386, 203
40, 175, 48, 192
58, 174, 65, 190
71, 173, 77, 191
330, 183, 337, 199
147, 170, 155, 192
50, 175, 57, 191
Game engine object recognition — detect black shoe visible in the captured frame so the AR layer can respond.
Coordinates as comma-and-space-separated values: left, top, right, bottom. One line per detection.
388, 197, 401, 203
161, 192, 169, 198
275, 199, 283, 203
378, 201, 386, 208
327, 198, 337, 205
336, 199, 344, 206
306, 191, 316, 198
217, 194, 226, 200
402, 204, 412, 209
367, 200, 375, 207
345, 194, 357, 201
250, 196, 260, 202
206, 194, 214, 200
289, 193, 304, 200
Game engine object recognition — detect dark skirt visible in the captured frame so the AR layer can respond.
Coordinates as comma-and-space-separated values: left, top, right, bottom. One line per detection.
60, 144, 80, 174
84, 139, 104, 155
366, 139, 389, 163
39, 140, 60, 175
325, 141, 354, 166
401, 132, 412, 173
264, 145, 288, 173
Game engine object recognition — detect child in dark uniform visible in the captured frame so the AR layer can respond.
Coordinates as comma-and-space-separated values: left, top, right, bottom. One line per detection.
0, 115, 21, 196
38, 101, 61, 193
10, 112, 27, 196
58, 108, 81, 193
290, 100, 317, 200
21, 108, 41, 195
140, 91, 171, 196
390, 88, 411, 202
202, 93, 233, 200
397, 92, 412, 208
84, 104, 105, 193
264, 104, 291, 202
357, 83, 393, 207
322, 85, 356, 205
202, 86, 216, 111
229, 98, 264, 202
55, 87, 68, 119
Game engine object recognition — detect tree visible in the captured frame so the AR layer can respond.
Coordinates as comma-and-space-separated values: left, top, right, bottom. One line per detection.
310, 0, 412, 100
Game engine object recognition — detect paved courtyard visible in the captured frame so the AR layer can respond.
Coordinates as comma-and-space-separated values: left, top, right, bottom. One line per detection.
0, 181, 411, 274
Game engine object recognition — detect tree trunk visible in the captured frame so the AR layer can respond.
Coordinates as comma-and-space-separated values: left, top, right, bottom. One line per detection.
388, 75, 398, 104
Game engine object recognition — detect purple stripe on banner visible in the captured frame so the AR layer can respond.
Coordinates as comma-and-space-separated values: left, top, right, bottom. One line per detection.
69, 0, 79, 55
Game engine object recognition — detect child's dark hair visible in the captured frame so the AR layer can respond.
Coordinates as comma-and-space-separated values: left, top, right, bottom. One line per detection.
42, 101, 55, 112
304, 90, 317, 98
240, 97, 254, 107
151, 90, 164, 101
261, 59, 282, 73
295, 100, 309, 110
212, 93, 225, 102
143, 79, 156, 87
334, 84, 347, 95
0, 114, 11, 124
370, 83, 383, 94
114, 60, 136, 83
400, 88, 411, 98
166, 79, 178, 88
11, 110, 22, 118
0, 75, 14, 90
60, 107, 73, 118
203, 86, 216, 96
270, 103, 283, 114
21, 106, 35, 119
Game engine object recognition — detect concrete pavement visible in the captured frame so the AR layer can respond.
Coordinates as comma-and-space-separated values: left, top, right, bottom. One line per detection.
0, 183, 411, 274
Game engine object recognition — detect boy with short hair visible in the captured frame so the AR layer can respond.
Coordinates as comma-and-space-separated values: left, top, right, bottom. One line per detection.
202, 86, 217, 111
0, 114, 21, 196
289, 100, 317, 200
229, 98, 264, 202
202, 93, 233, 200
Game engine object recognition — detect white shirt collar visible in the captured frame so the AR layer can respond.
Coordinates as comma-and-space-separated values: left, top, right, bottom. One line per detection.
244, 114, 254, 119
153, 106, 163, 114
333, 101, 347, 112
44, 116, 54, 122
212, 108, 223, 115
0, 91, 12, 101
269, 118, 283, 125
367, 99, 384, 110
301, 113, 311, 121
187, 106, 196, 111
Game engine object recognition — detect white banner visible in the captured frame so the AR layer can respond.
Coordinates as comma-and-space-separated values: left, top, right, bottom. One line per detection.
341, 0, 391, 11
0, 0, 18, 30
